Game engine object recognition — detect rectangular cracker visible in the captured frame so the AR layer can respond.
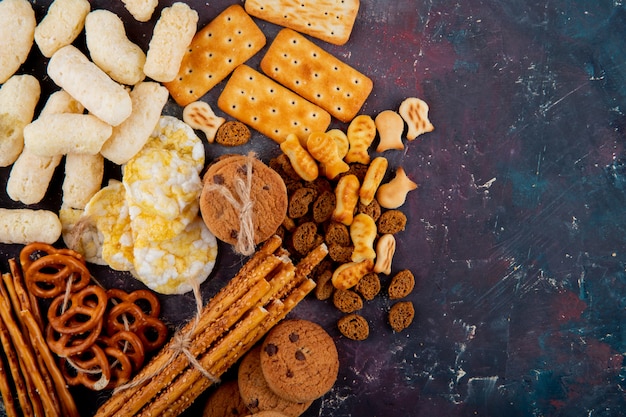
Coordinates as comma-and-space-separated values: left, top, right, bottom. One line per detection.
164, 5, 266, 106
217, 65, 331, 144
260, 28, 373, 123
245, 0, 359, 46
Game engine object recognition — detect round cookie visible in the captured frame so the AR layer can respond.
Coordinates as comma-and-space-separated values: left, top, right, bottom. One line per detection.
200, 154, 288, 252
260, 319, 339, 403
202, 379, 249, 417
245, 412, 290, 417
237, 346, 312, 417
216, 121, 251, 146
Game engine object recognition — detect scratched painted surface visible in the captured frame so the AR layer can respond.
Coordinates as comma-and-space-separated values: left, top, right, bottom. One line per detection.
1, 0, 625, 416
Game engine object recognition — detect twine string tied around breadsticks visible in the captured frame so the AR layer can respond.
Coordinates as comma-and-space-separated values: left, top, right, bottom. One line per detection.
113, 278, 220, 394
205, 152, 256, 256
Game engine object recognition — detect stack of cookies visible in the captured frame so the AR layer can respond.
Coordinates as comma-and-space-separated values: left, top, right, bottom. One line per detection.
203, 319, 339, 417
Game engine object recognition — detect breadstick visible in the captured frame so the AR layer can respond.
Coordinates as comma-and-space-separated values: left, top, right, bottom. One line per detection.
21, 310, 80, 417
8, 258, 43, 333
47, 45, 132, 126
138, 306, 269, 417
95, 241, 283, 417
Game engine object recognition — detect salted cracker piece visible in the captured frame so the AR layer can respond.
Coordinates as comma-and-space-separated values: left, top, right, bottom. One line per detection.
218, 65, 331, 144
48, 45, 132, 126
144, 2, 198, 83
0, 0, 36, 83
261, 28, 373, 123
34, 0, 90, 58
0, 74, 40, 167
165, 4, 266, 106
245, 0, 360, 45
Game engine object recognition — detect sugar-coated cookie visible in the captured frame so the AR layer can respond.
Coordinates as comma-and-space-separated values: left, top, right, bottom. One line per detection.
260, 319, 338, 403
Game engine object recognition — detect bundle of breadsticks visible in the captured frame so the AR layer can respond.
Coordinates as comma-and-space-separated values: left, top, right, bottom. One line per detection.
95, 235, 326, 417
0, 258, 79, 417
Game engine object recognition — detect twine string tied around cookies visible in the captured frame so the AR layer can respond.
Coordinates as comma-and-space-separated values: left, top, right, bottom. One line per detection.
205, 152, 256, 256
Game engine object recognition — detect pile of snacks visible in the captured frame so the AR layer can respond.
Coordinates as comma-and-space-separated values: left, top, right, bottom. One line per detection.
95, 236, 327, 417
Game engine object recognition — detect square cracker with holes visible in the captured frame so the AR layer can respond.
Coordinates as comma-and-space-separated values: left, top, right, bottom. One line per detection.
217, 65, 331, 144
164, 4, 266, 106
245, 0, 360, 46
260, 28, 373, 123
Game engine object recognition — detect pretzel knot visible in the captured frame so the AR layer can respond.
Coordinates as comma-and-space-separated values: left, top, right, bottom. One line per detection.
60, 344, 112, 391
106, 288, 161, 318
48, 285, 107, 334
23, 251, 91, 298
98, 330, 146, 371
106, 301, 169, 352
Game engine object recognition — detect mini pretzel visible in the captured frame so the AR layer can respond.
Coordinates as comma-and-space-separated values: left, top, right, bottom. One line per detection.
60, 344, 111, 391
105, 302, 168, 352
20, 242, 84, 271
101, 345, 134, 389
46, 318, 104, 357
106, 288, 161, 318
23, 252, 91, 298
47, 285, 107, 335
98, 330, 145, 371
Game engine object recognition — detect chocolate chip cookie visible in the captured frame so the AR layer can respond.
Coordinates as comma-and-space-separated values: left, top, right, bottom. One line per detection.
259, 319, 338, 403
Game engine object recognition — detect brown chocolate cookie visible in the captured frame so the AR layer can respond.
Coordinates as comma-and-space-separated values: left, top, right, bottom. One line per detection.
238, 346, 311, 417
388, 269, 415, 300
202, 379, 249, 417
291, 221, 321, 255
388, 300, 415, 332
337, 313, 369, 341
260, 319, 339, 403
245, 411, 291, 417
216, 120, 251, 146
200, 154, 288, 250
312, 190, 336, 223
288, 187, 317, 219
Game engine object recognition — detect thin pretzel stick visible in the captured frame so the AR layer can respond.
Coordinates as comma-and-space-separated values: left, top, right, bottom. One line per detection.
21, 310, 80, 417
9, 258, 43, 330
0, 333, 18, 417
2, 272, 61, 415
137, 305, 270, 417
96, 247, 284, 417
0, 275, 38, 417
0, 279, 59, 417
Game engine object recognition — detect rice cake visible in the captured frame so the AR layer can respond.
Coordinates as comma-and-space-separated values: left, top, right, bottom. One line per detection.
261, 28, 372, 123
217, 65, 331, 144
245, 0, 359, 45
165, 4, 266, 106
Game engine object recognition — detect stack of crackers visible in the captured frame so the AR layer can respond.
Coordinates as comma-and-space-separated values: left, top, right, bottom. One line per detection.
166, 0, 372, 145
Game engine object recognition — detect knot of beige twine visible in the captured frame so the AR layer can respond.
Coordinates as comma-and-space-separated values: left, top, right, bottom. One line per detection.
205, 152, 256, 256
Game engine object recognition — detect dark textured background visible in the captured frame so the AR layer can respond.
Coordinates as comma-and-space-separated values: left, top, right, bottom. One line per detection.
1, 0, 626, 416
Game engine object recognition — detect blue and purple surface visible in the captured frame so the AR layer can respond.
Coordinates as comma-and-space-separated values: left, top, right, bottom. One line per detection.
1, 0, 626, 416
